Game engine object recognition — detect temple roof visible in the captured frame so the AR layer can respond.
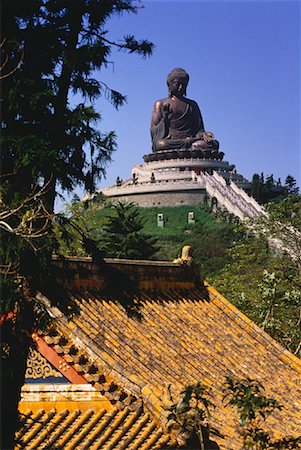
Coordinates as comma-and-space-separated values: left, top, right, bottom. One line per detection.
19, 256, 301, 449
16, 406, 169, 450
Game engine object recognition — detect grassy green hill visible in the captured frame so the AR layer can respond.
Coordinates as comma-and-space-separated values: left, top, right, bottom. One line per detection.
140, 205, 222, 236
139, 205, 236, 266
85, 203, 237, 276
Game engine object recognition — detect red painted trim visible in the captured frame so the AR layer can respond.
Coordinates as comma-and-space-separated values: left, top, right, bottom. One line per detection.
0, 310, 16, 326
32, 333, 88, 384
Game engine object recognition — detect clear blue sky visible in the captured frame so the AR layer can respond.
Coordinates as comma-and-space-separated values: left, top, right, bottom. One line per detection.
58, 0, 300, 208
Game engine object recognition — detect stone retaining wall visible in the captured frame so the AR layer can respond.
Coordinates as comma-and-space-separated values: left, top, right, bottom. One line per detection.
105, 189, 207, 207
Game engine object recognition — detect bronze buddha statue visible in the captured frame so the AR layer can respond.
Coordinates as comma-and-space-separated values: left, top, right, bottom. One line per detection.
150, 68, 221, 158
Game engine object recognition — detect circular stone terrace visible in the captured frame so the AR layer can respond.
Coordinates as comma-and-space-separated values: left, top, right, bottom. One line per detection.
100, 154, 249, 207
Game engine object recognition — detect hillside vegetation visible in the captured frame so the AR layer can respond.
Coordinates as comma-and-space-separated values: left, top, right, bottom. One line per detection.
57, 195, 301, 355
60, 202, 237, 277
134, 205, 236, 265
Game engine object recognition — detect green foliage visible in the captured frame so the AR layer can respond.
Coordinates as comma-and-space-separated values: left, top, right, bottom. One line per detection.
261, 195, 301, 265
247, 172, 289, 204
285, 176, 299, 195
1, 0, 153, 206
59, 202, 237, 275
186, 218, 238, 277
212, 236, 301, 354
257, 270, 280, 330
1, 0, 154, 317
211, 233, 269, 298
171, 382, 212, 419
54, 200, 103, 257
141, 205, 216, 236
168, 378, 300, 449
223, 377, 301, 449
165, 382, 213, 447
132, 204, 237, 274
223, 377, 281, 426
0, 2, 153, 447
96, 202, 158, 259
211, 196, 301, 355
134, 205, 204, 262
56, 201, 158, 260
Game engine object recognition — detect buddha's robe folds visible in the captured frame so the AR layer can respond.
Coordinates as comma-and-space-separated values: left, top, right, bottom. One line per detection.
150, 98, 205, 152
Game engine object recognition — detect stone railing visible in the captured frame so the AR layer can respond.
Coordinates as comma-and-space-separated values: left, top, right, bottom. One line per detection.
230, 180, 264, 214
197, 171, 262, 220
102, 178, 204, 197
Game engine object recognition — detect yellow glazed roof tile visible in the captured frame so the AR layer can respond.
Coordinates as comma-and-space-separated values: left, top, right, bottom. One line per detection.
24, 259, 301, 450
49, 283, 301, 449
16, 407, 165, 450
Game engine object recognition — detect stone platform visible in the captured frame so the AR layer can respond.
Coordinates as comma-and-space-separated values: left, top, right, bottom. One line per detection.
100, 152, 249, 209
143, 148, 224, 162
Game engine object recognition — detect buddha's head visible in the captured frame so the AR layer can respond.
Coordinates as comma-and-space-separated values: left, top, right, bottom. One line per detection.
167, 68, 189, 98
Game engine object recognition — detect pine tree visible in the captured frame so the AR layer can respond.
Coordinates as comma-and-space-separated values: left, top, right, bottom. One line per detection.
0, 2, 153, 447
1, 0, 153, 208
99, 202, 158, 259
285, 175, 299, 195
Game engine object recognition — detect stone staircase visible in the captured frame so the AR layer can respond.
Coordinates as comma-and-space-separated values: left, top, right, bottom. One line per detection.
196, 171, 301, 260
196, 170, 264, 220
